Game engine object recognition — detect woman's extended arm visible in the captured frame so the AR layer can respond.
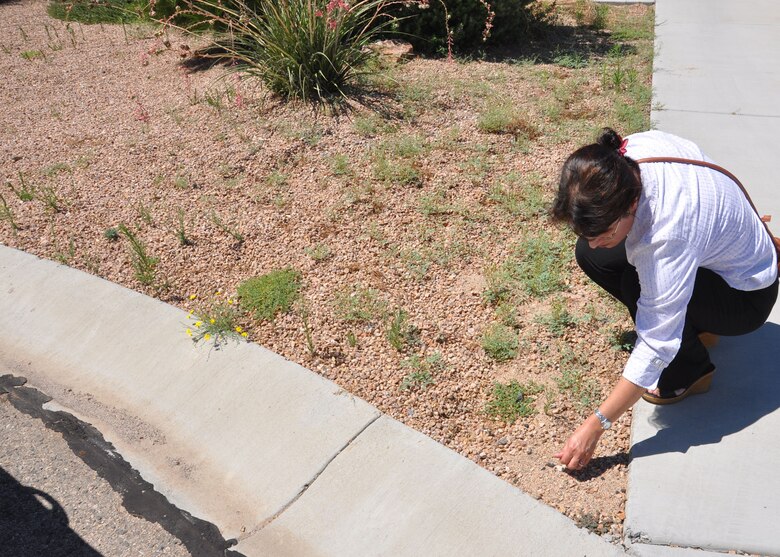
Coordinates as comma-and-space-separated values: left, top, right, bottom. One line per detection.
554, 377, 645, 470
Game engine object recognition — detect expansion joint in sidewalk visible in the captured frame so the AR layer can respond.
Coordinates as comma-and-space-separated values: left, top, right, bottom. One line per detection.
240, 413, 382, 540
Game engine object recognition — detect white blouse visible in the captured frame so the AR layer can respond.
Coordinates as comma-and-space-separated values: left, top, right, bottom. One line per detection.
621, 131, 777, 389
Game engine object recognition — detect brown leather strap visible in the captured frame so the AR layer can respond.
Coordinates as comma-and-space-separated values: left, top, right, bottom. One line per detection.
635, 156, 780, 263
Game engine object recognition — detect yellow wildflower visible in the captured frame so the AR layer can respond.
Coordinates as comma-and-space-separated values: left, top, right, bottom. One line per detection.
210, 318, 216, 324
228, 299, 234, 305
187, 312, 193, 319
235, 326, 243, 333
215, 291, 221, 296
194, 321, 203, 328
186, 328, 192, 337
189, 294, 197, 300
204, 333, 211, 340
241, 332, 248, 338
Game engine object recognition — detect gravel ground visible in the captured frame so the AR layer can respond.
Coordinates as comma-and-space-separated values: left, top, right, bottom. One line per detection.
0, 0, 653, 538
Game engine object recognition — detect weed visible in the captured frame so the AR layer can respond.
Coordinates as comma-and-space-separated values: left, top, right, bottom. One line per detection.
137, 202, 153, 226
175, 209, 193, 246
478, 103, 537, 139
536, 297, 577, 337
37, 185, 63, 213
334, 285, 386, 323
104, 227, 120, 242
576, 512, 601, 532
400, 352, 445, 391
399, 249, 432, 280
487, 172, 546, 219
41, 162, 69, 177
296, 299, 317, 356
365, 222, 389, 247
203, 90, 224, 111
54, 237, 76, 264
173, 175, 190, 189
380, 135, 426, 159
418, 190, 455, 217
238, 269, 302, 321
495, 302, 520, 329
353, 114, 389, 137
210, 211, 244, 245
514, 232, 569, 298
304, 243, 331, 262
266, 171, 288, 189
553, 52, 588, 69
386, 309, 421, 352
374, 154, 422, 188
330, 154, 352, 177
346, 331, 358, 347
482, 323, 519, 362
485, 381, 544, 423
610, 329, 637, 352
118, 224, 158, 286
592, 4, 609, 30
0, 193, 19, 231
21, 50, 45, 61
614, 100, 648, 135
186, 302, 246, 348
483, 262, 517, 306
8, 173, 36, 201
556, 346, 601, 414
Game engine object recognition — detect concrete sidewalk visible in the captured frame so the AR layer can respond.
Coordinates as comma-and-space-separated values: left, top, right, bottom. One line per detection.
625, 1, 780, 556
0, 245, 620, 556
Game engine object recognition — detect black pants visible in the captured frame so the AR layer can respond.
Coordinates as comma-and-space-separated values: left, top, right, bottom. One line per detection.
575, 236, 779, 391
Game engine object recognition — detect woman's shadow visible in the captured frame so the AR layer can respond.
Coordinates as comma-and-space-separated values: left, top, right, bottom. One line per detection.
0, 466, 103, 557
631, 322, 780, 458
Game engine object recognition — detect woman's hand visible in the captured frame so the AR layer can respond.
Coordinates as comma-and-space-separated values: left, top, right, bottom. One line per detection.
554, 416, 604, 470
555, 377, 647, 470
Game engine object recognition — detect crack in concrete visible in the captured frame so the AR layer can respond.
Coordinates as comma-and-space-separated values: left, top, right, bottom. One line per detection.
656, 107, 780, 119
240, 413, 383, 540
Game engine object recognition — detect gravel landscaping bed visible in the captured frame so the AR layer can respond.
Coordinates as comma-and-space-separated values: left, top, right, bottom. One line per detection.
0, 0, 654, 540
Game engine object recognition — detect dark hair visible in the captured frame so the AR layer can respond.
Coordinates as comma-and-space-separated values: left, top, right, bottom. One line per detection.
550, 128, 642, 238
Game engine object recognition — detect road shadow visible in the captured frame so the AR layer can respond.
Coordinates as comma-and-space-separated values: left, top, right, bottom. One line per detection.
631, 322, 780, 459
0, 466, 103, 557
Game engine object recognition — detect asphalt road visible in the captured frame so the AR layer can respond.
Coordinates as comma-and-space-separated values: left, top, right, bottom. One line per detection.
0, 374, 241, 557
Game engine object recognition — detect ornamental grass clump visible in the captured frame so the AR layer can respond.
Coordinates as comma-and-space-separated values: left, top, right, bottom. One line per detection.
175, 0, 400, 102
237, 268, 302, 321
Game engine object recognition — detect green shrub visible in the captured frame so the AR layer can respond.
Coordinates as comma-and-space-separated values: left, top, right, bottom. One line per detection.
389, 0, 548, 55
238, 268, 302, 320
513, 231, 569, 298
180, 0, 398, 102
485, 380, 543, 423
481, 323, 518, 361
400, 352, 444, 391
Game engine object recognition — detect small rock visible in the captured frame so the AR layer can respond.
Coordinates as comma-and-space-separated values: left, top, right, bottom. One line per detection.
497, 436, 509, 446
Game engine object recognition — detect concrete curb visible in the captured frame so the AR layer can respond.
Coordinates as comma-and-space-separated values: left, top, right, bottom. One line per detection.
0, 244, 623, 556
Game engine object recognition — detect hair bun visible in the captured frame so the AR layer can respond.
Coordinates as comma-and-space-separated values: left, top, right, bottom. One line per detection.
597, 128, 623, 150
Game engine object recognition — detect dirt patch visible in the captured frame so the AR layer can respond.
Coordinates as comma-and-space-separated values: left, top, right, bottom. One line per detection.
0, 0, 654, 540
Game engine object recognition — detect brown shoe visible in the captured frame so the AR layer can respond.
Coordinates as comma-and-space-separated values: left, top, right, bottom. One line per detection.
642, 365, 716, 405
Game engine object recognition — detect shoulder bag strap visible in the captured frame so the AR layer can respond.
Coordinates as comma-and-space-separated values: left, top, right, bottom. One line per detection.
634, 156, 780, 266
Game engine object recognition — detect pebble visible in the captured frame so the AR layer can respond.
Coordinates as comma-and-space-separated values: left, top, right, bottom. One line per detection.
497, 436, 509, 446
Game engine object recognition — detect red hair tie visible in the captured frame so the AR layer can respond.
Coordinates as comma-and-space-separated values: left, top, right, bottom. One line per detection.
618, 138, 628, 156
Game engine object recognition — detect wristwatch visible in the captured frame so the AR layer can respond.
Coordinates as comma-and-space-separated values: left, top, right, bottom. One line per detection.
594, 408, 612, 430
